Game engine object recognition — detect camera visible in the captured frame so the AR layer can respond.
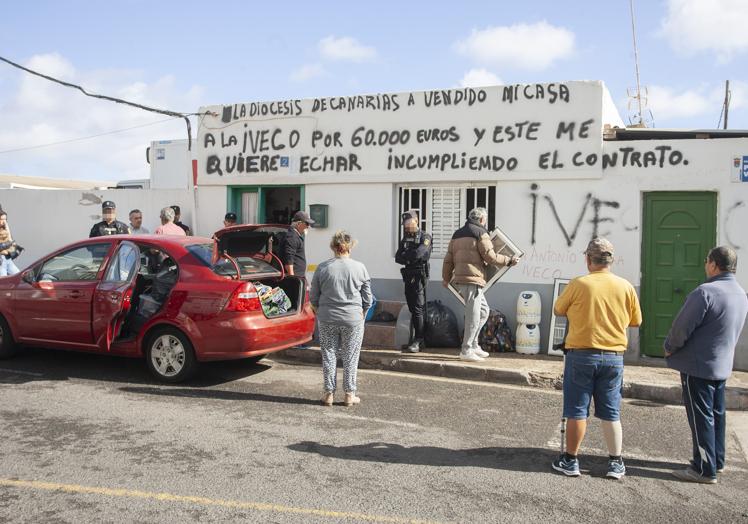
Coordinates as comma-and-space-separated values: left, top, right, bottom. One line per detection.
8, 244, 23, 260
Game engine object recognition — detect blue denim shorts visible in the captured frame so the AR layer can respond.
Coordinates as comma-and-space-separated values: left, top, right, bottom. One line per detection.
563, 350, 624, 421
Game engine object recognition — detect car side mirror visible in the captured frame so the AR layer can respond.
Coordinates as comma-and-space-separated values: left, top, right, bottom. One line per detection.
21, 270, 35, 285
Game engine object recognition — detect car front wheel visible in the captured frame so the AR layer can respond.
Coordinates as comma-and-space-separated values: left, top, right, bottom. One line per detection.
0, 316, 18, 359
145, 327, 197, 383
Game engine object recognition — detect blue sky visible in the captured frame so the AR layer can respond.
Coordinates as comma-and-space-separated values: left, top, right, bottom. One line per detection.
1, 0, 746, 180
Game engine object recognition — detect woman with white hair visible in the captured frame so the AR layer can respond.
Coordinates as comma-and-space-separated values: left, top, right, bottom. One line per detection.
310, 230, 372, 406
154, 206, 186, 236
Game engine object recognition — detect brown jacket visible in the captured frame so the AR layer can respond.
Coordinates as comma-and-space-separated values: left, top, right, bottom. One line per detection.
442, 220, 512, 287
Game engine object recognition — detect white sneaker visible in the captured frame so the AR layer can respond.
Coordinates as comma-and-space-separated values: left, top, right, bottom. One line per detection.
459, 351, 485, 362
472, 347, 489, 358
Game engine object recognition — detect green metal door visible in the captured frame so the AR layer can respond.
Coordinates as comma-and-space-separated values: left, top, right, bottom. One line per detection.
641, 192, 717, 357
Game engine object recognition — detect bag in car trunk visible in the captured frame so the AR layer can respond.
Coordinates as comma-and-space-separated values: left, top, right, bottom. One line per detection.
253, 276, 305, 318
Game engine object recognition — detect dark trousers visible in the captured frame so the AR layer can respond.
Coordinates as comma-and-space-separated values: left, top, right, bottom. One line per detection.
680, 373, 726, 478
403, 275, 426, 341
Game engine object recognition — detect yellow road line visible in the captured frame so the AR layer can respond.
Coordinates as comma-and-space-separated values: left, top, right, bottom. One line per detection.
0, 478, 440, 523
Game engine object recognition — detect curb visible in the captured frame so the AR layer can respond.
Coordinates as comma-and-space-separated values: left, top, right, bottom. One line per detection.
276, 348, 748, 410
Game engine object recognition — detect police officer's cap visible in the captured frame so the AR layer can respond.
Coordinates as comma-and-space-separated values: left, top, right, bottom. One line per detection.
102, 200, 116, 210
401, 210, 419, 223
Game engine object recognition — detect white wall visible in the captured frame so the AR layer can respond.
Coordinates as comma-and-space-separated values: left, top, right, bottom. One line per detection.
0, 188, 193, 268
491, 137, 748, 288
298, 137, 748, 288
304, 184, 398, 279
194, 185, 226, 237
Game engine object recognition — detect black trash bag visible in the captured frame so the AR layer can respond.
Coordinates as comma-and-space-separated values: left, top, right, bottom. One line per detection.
424, 300, 461, 348
479, 309, 515, 352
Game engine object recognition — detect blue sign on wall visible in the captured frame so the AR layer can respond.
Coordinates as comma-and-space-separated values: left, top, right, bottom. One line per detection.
743, 156, 748, 182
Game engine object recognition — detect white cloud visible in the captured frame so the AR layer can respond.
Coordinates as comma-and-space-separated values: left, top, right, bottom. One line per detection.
459, 68, 503, 88
318, 35, 377, 62
661, 0, 748, 63
633, 82, 747, 124
645, 85, 712, 120
290, 63, 326, 82
0, 53, 203, 181
454, 21, 574, 70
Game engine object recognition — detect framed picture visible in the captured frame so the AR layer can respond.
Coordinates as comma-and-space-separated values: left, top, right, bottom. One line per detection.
547, 278, 571, 356
447, 227, 524, 305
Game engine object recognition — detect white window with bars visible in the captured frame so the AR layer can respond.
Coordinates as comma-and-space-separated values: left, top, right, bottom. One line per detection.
397, 185, 496, 258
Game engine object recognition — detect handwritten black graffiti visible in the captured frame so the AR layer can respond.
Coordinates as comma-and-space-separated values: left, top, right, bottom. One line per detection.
312, 93, 400, 113
530, 183, 539, 244
725, 201, 745, 250
221, 100, 302, 122
602, 146, 687, 168
591, 198, 621, 238
424, 88, 486, 107
388, 151, 518, 172
502, 83, 570, 104
556, 119, 594, 141
530, 184, 621, 246
206, 154, 284, 175
537, 145, 689, 171
543, 193, 591, 247
299, 155, 361, 173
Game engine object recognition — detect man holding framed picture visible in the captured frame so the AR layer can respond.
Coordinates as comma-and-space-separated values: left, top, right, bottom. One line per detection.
442, 207, 518, 362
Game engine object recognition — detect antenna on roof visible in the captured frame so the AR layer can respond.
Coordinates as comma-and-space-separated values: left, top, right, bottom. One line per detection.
718, 80, 731, 129
627, 0, 651, 128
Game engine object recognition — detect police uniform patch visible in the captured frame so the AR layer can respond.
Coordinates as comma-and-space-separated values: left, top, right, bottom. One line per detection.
423, 239, 430, 246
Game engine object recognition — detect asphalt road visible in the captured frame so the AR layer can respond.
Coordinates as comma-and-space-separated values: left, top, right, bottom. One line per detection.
0, 348, 746, 523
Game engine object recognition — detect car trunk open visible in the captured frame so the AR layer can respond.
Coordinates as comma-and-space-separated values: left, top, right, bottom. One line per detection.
211, 225, 304, 319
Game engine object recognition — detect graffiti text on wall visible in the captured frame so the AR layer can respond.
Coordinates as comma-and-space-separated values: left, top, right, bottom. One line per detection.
529, 184, 621, 247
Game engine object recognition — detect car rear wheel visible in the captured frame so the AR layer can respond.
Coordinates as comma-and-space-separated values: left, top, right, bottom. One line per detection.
0, 316, 18, 359
145, 327, 197, 383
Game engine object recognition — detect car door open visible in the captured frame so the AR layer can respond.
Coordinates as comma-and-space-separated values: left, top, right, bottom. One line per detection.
93, 241, 141, 351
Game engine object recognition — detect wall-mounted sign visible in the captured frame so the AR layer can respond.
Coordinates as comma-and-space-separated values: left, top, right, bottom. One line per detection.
731, 156, 748, 182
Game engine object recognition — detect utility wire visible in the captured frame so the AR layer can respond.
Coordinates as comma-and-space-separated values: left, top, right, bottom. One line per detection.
0, 55, 203, 150
0, 117, 183, 154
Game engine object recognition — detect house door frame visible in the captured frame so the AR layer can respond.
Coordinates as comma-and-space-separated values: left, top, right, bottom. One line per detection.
640, 191, 717, 357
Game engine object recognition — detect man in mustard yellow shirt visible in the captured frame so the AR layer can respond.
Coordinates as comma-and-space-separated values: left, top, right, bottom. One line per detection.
551, 238, 642, 479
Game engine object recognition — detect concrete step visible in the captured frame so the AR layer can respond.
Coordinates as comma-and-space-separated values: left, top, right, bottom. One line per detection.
363, 300, 405, 348
372, 299, 406, 318
363, 321, 397, 348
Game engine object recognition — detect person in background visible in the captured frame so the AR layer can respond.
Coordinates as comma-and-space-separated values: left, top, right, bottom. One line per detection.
171, 205, 192, 235
311, 230, 372, 407
89, 201, 130, 237
0, 210, 21, 277
223, 212, 238, 228
154, 207, 187, 236
442, 207, 517, 362
129, 209, 149, 234
551, 237, 642, 480
281, 211, 315, 277
665, 246, 748, 484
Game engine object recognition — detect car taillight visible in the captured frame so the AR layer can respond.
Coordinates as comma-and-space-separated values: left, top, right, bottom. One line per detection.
225, 282, 262, 312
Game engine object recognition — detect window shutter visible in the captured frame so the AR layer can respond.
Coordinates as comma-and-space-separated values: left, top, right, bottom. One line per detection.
430, 188, 462, 256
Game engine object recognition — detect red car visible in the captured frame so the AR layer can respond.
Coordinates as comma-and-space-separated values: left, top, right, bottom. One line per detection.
0, 225, 315, 382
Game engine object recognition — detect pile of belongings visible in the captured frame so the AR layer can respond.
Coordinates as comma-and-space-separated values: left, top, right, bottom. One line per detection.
479, 309, 515, 352
254, 282, 292, 317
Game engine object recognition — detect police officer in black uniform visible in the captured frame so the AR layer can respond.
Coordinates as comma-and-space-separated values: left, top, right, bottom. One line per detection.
395, 210, 432, 353
89, 201, 130, 237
